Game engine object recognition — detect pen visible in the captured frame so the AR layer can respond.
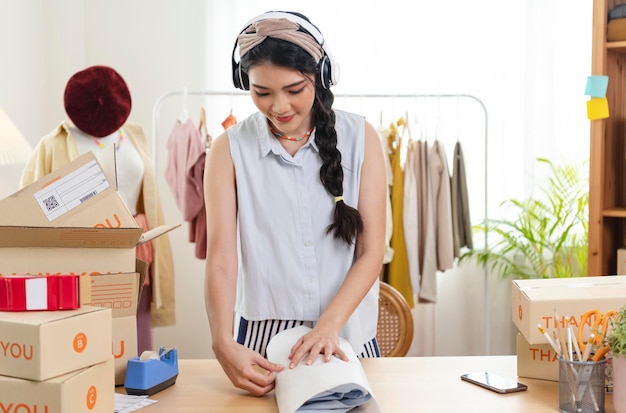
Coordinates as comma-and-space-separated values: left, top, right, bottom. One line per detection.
569, 323, 582, 361
538, 325, 560, 354
555, 309, 569, 360
566, 320, 573, 361
581, 334, 594, 362
553, 331, 562, 355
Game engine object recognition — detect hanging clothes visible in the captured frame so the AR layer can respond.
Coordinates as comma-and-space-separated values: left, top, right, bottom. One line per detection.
376, 125, 395, 266
451, 141, 473, 256
403, 139, 420, 296
386, 123, 414, 308
403, 138, 430, 296
402, 136, 440, 357
419, 140, 454, 303
416, 139, 428, 278
164, 118, 207, 259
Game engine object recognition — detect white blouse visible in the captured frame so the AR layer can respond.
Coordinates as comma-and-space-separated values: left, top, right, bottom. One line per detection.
228, 110, 378, 351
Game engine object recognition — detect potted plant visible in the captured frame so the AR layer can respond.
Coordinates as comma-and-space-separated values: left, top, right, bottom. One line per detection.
607, 305, 626, 413
458, 157, 589, 279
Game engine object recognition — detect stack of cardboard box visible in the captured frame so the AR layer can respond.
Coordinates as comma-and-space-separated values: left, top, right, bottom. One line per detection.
0, 150, 176, 410
0, 306, 115, 412
511, 276, 626, 382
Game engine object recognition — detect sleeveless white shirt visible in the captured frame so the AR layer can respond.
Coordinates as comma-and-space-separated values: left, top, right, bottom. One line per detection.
228, 110, 379, 351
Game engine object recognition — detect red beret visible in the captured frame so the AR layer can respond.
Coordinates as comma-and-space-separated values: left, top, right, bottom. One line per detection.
63, 65, 132, 137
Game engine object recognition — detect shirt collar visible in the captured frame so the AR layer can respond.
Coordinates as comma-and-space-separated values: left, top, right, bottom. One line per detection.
256, 113, 319, 157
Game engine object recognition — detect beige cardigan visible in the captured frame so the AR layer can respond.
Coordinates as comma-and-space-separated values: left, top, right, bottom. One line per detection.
20, 121, 176, 326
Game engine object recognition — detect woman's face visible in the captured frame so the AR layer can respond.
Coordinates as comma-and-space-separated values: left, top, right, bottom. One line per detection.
248, 62, 316, 138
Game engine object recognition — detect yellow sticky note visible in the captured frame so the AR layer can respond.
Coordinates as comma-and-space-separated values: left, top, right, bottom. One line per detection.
587, 97, 609, 120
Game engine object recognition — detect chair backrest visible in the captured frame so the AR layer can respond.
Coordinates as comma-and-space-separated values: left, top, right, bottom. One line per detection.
376, 281, 414, 357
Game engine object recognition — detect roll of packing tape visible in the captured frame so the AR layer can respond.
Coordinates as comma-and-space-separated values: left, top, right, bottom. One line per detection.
140, 351, 160, 361
0, 275, 80, 311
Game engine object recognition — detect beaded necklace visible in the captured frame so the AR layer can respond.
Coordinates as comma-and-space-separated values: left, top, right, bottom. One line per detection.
269, 125, 314, 142
91, 129, 124, 151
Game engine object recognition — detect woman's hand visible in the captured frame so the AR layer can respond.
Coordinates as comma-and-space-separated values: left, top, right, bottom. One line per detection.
287, 325, 349, 369
214, 340, 284, 396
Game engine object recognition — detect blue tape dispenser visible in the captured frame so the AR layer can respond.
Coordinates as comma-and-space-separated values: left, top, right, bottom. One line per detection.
124, 347, 179, 396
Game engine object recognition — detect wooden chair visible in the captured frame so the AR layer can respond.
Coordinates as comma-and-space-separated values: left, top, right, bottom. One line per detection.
376, 281, 414, 357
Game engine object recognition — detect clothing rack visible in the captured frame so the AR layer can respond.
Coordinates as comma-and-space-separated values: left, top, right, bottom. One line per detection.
151, 89, 492, 354
151, 89, 488, 170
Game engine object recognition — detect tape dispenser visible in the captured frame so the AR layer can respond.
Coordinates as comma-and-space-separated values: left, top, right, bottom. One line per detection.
124, 347, 179, 396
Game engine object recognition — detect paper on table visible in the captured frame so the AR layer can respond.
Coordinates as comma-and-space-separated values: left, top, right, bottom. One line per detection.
114, 393, 158, 413
266, 325, 381, 413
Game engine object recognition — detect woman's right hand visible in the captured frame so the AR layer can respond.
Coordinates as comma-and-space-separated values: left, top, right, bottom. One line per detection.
213, 340, 284, 396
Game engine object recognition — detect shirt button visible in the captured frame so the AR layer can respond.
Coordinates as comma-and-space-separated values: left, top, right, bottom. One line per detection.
304, 241, 312, 247
308, 278, 314, 283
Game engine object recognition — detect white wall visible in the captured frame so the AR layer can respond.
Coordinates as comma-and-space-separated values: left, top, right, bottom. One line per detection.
0, 0, 591, 359
0, 1, 46, 224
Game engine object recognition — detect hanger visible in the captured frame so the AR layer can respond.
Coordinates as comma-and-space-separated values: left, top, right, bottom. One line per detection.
198, 107, 212, 149
178, 87, 189, 122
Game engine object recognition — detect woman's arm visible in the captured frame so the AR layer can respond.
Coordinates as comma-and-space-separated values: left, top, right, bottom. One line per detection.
204, 132, 283, 395
288, 120, 387, 367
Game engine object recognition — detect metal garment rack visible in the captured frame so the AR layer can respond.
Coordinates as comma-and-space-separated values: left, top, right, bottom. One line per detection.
151, 89, 492, 354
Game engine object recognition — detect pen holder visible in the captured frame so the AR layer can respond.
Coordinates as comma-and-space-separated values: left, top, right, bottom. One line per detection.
558, 356, 607, 413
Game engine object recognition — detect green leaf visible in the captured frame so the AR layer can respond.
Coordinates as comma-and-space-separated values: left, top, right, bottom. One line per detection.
459, 158, 589, 280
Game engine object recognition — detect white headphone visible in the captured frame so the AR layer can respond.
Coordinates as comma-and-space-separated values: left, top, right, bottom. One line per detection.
231, 11, 340, 90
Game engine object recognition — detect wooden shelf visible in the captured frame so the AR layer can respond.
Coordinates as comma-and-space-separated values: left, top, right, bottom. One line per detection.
607, 41, 626, 52
588, 0, 626, 275
603, 208, 626, 218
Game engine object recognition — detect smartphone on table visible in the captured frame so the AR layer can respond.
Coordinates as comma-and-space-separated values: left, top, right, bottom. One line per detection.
461, 371, 528, 394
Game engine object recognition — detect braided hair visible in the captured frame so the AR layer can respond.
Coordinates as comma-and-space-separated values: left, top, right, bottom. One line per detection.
240, 35, 363, 245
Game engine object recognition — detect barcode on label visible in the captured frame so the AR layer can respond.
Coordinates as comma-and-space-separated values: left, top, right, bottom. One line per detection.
42, 195, 59, 211
79, 191, 97, 203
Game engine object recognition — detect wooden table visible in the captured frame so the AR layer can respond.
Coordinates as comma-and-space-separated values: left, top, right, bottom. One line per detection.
121, 356, 616, 412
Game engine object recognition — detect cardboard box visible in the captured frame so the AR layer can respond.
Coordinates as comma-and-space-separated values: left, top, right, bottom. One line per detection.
112, 315, 138, 385
0, 305, 112, 381
0, 150, 178, 303
0, 357, 114, 413
0, 149, 178, 385
88, 271, 141, 318
516, 333, 558, 382
85, 263, 147, 385
87, 271, 140, 386
511, 276, 626, 345
0, 149, 134, 228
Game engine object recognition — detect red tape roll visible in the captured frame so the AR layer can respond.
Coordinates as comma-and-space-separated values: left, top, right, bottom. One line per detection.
0, 275, 80, 311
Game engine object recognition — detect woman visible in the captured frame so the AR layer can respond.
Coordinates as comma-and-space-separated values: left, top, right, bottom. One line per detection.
204, 11, 386, 396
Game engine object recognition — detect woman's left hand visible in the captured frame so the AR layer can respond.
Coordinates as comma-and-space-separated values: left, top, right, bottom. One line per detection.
287, 325, 349, 369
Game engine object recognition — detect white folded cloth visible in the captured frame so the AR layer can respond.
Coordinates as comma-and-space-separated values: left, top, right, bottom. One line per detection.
266, 326, 380, 413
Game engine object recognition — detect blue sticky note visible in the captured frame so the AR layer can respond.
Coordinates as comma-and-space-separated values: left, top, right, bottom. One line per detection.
585, 75, 609, 98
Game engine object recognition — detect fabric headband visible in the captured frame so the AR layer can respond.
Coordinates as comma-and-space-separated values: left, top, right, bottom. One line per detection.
237, 18, 324, 63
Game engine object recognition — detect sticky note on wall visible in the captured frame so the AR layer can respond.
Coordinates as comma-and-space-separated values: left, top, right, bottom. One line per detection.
587, 97, 609, 120
585, 75, 609, 98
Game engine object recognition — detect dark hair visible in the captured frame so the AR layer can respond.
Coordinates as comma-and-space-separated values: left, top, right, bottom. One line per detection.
241, 37, 363, 245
